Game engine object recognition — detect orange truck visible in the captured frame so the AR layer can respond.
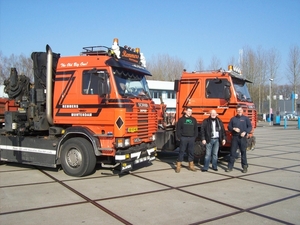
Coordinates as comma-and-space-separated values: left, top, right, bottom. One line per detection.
0, 39, 157, 176
156, 65, 257, 159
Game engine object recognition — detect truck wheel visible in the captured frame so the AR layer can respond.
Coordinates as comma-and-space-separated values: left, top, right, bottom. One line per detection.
61, 137, 96, 177
194, 141, 205, 164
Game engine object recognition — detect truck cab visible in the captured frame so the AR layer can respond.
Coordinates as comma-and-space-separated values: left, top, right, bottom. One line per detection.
1, 39, 157, 176
156, 65, 256, 159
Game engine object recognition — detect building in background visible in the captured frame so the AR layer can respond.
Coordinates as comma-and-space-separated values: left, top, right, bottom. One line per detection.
263, 96, 299, 118
147, 80, 176, 112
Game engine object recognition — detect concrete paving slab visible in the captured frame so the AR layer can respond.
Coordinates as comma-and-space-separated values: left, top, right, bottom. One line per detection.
271, 152, 300, 161
284, 165, 300, 172
181, 178, 299, 209
126, 160, 175, 174
43, 166, 116, 181
98, 189, 238, 225
0, 203, 123, 225
201, 212, 283, 225
243, 170, 300, 190
247, 149, 290, 157
0, 124, 299, 224
0, 182, 85, 213
251, 195, 300, 225
64, 174, 168, 200
43, 161, 161, 182
132, 168, 229, 188
0, 162, 34, 172
0, 170, 54, 187
248, 156, 299, 169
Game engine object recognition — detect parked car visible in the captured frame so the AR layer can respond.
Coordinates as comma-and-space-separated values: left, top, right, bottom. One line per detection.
283, 113, 298, 120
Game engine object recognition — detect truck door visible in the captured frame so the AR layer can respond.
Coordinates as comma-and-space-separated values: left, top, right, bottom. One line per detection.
176, 78, 203, 118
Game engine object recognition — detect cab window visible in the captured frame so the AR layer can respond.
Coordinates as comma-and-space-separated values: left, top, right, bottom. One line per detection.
206, 79, 227, 99
82, 70, 108, 95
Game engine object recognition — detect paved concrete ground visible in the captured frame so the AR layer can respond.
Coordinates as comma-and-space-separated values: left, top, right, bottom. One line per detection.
0, 121, 299, 225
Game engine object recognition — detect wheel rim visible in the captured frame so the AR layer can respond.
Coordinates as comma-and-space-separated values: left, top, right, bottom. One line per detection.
66, 148, 82, 168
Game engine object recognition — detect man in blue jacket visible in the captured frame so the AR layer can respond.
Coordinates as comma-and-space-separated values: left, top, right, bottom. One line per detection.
226, 105, 252, 173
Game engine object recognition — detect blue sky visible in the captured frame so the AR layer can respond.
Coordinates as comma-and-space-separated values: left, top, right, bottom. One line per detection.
1, 0, 299, 84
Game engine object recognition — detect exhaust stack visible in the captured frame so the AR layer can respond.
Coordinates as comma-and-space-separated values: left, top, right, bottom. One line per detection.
46, 45, 53, 125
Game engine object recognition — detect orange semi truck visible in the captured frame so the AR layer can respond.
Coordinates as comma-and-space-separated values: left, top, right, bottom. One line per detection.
156, 66, 257, 158
0, 39, 157, 176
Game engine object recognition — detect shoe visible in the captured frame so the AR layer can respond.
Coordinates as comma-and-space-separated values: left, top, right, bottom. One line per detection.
242, 166, 248, 173
201, 169, 208, 172
175, 162, 181, 173
225, 168, 232, 172
188, 161, 197, 172
213, 168, 218, 171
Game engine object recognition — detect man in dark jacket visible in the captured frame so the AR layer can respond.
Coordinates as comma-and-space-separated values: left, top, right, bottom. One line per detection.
176, 107, 198, 173
200, 110, 226, 172
226, 105, 252, 173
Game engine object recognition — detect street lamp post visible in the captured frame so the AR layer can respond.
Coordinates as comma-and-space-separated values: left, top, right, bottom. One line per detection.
269, 78, 273, 125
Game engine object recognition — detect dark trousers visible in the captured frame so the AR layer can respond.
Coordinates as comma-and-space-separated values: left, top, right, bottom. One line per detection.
228, 135, 248, 169
178, 136, 195, 162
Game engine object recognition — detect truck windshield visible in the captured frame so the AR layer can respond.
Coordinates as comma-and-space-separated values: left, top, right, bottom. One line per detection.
113, 68, 151, 99
232, 77, 252, 102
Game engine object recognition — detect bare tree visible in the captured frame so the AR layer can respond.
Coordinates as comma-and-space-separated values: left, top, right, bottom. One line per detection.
242, 47, 259, 111
266, 48, 281, 114
241, 46, 271, 113
195, 57, 205, 71
286, 45, 300, 113
227, 56, 237, 68
147, 54, 186, 81
0, 53, 33, 84
275, 84, 293, 99
0, 51, 4, 84
208, 55, 221, 70
267, 48, 281, 82
256, 47, 268, 113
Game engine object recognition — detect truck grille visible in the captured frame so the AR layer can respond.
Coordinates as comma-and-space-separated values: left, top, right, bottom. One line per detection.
125, 110, 157, 141
247, 109, 257, 128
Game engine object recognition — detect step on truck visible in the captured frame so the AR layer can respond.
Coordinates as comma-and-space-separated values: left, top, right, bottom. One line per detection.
0, 38, 157, 176
156, 65, 257, 159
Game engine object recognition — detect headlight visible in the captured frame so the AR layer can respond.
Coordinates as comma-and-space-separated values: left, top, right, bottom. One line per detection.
116, 138, 130, 148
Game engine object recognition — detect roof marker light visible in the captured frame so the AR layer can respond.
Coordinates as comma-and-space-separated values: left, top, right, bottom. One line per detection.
113, 38, 119, 45
228, 65, 242, 74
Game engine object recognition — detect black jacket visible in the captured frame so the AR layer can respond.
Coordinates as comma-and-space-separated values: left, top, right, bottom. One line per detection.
200, 117, 226, 144
176, 115, 198, 140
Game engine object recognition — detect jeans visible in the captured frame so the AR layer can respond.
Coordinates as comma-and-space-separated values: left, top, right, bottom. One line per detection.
177, 136, 195, 162
203, 138, 219, 170
228, 135, 248, 169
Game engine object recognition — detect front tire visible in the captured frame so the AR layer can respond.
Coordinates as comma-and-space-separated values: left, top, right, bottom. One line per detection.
61, 137, 96, 177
